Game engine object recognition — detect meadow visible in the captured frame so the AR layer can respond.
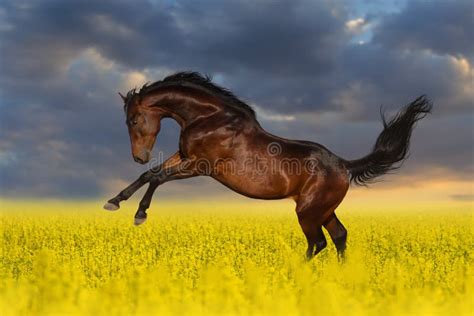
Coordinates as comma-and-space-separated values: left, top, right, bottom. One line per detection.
1, 199, 472, 315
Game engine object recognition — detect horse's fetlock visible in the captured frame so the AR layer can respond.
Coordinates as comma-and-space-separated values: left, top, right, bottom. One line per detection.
333, 234, 347, 251
316, 239, 327, 251
135, 210, 147, 219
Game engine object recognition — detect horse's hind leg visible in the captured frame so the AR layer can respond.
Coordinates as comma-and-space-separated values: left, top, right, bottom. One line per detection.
296, 204, 328, 260
323, 214, 347, 261
298, 216, 327, 260
296, 175, 349, 260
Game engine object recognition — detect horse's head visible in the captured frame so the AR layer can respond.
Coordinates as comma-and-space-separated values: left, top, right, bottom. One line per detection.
121, 92, 162, 164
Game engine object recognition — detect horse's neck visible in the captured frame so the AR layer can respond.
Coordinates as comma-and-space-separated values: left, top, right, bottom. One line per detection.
157, 98, 222, 129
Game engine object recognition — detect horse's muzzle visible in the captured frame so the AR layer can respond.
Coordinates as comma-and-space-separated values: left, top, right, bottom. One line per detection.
133, 151, 150, 164
133, 156, 147, 164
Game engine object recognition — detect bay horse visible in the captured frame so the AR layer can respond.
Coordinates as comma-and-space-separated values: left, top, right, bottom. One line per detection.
104, 72, 432, 260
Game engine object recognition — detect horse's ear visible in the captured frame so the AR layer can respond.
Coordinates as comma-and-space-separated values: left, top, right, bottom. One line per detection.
118, 92, 126, 103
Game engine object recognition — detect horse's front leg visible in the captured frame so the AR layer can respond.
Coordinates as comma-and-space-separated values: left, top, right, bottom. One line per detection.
103, 152, 181, 211
133, 180, 159, 225
133, 158, 200, 225
103, 171, 153, 211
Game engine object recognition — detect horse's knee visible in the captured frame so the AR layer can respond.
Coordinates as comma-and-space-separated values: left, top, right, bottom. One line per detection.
139, 172, 153, 182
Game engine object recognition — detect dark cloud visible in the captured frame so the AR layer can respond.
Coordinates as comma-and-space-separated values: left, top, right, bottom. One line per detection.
332, 44, 472, 119
373, 0, 474, 61
0, 0, 472, 199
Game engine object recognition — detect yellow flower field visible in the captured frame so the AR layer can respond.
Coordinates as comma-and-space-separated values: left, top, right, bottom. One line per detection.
1, 200, 472, 315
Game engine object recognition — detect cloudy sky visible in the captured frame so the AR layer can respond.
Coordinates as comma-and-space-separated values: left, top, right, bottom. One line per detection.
0, 0, 472, 203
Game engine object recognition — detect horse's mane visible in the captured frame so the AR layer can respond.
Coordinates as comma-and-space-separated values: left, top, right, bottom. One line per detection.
123, 72, 255, 118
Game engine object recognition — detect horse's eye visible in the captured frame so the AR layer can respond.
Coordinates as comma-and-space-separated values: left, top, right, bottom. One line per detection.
132, 120, 138, 125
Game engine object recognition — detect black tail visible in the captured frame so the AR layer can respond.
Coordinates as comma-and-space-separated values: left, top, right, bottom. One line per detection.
345, 95, 432, 186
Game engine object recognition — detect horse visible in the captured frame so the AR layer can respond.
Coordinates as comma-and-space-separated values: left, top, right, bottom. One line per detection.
104, 72, 432, 260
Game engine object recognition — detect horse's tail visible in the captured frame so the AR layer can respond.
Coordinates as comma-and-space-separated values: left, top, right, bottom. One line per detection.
344, 95, 432, 186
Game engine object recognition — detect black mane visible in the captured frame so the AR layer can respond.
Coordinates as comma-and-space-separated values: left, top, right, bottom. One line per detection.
124, 72, 255, 117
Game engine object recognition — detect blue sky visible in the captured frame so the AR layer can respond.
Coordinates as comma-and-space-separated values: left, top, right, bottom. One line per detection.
0, 0, 472, 201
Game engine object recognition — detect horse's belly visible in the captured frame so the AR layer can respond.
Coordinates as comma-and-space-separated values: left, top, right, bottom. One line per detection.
211, 172, 293, 200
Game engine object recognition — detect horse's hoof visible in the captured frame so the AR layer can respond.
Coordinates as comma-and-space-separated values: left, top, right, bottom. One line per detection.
103, 202, 120, 211
134, 217, 147, 226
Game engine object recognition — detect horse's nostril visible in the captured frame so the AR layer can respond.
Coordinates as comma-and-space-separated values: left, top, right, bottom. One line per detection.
134, 156, 145, 164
